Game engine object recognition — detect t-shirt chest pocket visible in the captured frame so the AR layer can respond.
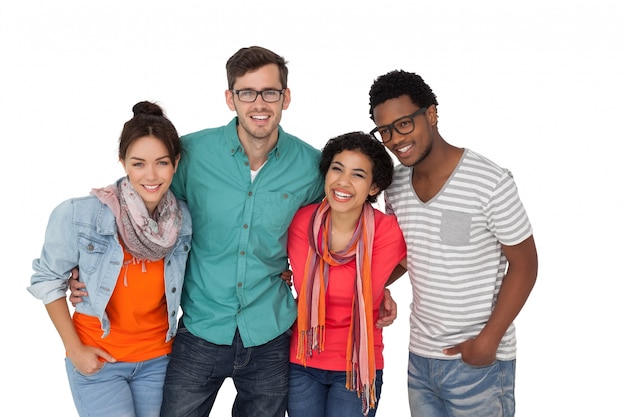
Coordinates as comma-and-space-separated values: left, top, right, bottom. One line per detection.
439, 210, 472, 246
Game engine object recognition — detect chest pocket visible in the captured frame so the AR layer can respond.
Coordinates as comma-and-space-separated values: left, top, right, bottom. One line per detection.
253, 191, 300, 235
440, 210, 472, 246
77, 235, 109, 274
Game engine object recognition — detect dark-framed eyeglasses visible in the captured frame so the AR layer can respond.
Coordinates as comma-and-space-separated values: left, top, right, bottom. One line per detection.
231, 89, 285, 103
370, 107, 428, 143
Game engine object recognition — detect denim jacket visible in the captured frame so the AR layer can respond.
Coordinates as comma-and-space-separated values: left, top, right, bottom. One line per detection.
28, 192, 192, 342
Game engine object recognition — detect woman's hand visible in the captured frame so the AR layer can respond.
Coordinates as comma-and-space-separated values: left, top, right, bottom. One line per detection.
67, 344, 116, 375
280, 269, 293, 287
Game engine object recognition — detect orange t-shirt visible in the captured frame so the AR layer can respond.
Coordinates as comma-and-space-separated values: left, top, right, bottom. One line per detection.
73, 246, 172, 362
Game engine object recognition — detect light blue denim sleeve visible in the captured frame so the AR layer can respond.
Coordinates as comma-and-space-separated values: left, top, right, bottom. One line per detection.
28, 199, 78, 304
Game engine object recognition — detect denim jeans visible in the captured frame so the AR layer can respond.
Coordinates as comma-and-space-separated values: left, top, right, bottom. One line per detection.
160, 322, 291, 417
65, 355, 169, 417
287, 363, 383, 417
407, 352, 516, 417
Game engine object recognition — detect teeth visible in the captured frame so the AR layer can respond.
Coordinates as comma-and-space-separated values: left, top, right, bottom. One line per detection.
398, 144, 412, 153
335, 191, 352, 199
144, 185, 159, 190
252, 115, 269, 120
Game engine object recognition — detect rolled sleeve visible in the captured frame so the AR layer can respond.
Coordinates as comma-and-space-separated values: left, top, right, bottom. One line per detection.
28, 200, 78, 305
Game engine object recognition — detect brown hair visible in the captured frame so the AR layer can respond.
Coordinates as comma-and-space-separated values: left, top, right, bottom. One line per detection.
226, 46, 288, 89
118, 101, 181, 164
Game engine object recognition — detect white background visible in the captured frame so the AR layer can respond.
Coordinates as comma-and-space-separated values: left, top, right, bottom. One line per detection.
2, 1, 624, 415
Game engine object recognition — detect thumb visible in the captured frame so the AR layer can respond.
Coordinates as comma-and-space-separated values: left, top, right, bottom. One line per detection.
383, 288, 392, 308
443, 345, 460, 356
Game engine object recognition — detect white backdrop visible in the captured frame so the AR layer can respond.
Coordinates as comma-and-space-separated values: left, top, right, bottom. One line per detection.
2, 1, 624, 415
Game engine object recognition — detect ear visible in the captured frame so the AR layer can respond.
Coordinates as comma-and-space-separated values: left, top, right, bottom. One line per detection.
426, 104, 438, 126
281, 87, 291, 110
225, 89, 236, 111
173, 154, 181, 172
369, 183, 380, 197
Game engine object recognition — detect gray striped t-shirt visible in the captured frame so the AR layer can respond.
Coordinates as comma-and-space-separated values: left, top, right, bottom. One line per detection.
385, 149, 532, 360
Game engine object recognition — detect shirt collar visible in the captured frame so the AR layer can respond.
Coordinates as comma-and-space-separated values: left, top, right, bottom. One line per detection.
225, 117, 285, 161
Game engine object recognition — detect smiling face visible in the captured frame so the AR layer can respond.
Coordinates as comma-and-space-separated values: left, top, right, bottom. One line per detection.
324, 150, 379, 218
121, 135, 179, 215
372, 95, 436, 168
225, 63, 291, 145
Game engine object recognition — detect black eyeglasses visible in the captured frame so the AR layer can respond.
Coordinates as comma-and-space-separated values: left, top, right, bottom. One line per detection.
231, 89, 285, 103
370, 107, 428, 143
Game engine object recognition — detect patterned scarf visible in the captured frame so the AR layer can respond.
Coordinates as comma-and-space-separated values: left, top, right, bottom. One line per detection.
296, 198, 377, 415
91, 178, 182, 262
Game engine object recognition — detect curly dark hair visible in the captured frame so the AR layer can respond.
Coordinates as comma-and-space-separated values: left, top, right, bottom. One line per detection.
368, 70, 439, 121
319, 131, 394, 203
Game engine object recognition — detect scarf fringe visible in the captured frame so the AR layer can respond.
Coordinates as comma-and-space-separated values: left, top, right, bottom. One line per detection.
121, 256, 149, 286
346, 368, 377, 416
296, 326, 325, 366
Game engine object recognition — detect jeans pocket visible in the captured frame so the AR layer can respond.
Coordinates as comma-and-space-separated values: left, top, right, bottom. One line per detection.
459, 357, 497, 369
73, 361, 106, 377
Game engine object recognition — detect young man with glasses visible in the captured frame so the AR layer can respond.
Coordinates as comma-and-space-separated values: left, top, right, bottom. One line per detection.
156, 46, 326, 417
369, 70, 538, 417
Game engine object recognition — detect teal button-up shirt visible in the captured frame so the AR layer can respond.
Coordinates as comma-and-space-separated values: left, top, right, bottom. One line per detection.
171, 117, 324, 347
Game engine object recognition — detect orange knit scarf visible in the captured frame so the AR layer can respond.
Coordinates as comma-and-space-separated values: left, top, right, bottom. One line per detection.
296, 199, 377, 415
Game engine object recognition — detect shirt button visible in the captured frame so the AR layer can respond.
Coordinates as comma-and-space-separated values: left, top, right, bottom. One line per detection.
248, 191, 252, 196
171, 287, 177, 293
243, 224, 248, 229
87, 243, 94, 251
237, 282, 243, 287
240, 251, 245, 255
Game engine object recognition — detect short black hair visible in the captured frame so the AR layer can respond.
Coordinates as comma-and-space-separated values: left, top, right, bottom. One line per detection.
368, 70, 438, 121
319, 131, 394, 203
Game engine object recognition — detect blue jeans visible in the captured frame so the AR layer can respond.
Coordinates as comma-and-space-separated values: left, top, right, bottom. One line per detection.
287, 363, 383, 417
65, 355, 169, 417
160, 322, 291, 417
407, 352, 516, 417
